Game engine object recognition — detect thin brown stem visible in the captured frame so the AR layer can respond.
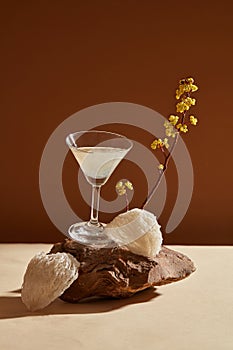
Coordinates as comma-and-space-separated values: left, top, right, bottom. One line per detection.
161, 147, 167, 160
142, 132, 179, 209
125, 192, 129, 211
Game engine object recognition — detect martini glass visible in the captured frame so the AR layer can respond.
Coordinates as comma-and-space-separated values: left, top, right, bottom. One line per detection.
66, 130, 133, 247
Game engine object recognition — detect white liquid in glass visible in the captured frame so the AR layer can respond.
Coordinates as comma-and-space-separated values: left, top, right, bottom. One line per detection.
71, 146, 128, 185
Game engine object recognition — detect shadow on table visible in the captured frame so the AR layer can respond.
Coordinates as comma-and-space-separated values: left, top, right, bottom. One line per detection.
0, 288, 161, 319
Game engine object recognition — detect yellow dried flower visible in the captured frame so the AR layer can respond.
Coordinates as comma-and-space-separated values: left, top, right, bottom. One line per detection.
186, 77, 194, 83
115, 181, 126, 195
157, 139, 164, 147
176, 77, 198, 99
190, 84, 198, 92
116, 180, 133, 196
118, 188, 126, 196
151, 138, 164, 150
125, 180, 133, 190
181, 124, 188, 133
163, 138, 169, 149
176, 123, 188, 133
169, 115, 179, 126
164, 121, 177, 138
185, 97, 196, 106
190, 115, 198, 125
164, 121, 170, 128
176, 101, 189, 113
158, 164, 164, 170
176, 97, 196, 113
151, 140, 157, 150
151, 138, 169, 150
116, 181, 123, 189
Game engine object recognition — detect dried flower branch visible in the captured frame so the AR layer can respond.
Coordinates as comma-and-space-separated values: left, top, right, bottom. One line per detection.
142, 77, 198, 209
116, 180, 134, 211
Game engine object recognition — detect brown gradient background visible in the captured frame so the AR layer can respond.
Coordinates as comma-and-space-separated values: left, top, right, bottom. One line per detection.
1, 1, 233, 244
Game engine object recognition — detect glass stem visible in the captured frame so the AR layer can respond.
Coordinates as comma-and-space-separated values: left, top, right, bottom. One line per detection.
89, 185, 101, 226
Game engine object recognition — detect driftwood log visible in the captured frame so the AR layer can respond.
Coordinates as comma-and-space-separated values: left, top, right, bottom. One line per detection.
50, 240, 195, 302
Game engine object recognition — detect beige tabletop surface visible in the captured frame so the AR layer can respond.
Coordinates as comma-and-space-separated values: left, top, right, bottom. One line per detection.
0, 244, 232, 350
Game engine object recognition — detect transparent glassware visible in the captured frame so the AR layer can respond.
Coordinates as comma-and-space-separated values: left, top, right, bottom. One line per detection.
66, 130, 133, 247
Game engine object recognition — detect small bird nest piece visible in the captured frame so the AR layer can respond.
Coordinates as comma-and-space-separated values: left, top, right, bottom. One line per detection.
21, 252, 80, 311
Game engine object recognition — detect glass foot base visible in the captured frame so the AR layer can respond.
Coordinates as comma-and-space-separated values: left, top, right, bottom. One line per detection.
67, 222, 114, 248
